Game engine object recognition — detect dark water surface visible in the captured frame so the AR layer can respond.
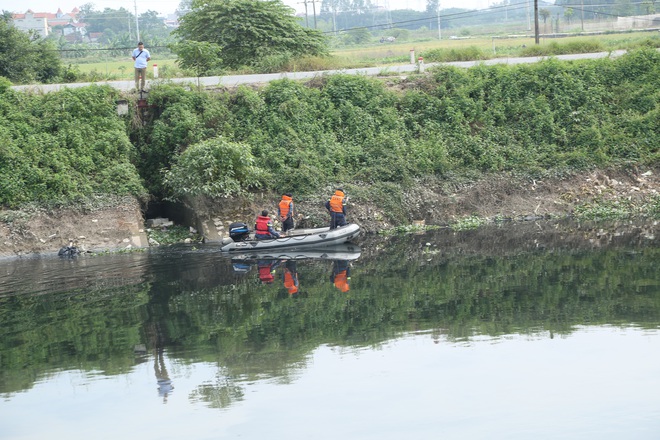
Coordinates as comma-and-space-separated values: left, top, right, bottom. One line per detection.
1, 220, 659, 440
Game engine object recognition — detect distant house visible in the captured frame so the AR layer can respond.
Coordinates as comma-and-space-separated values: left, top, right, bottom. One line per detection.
12, 9, 51, 36
12, 7, 86, 38
58, 22, 87, 36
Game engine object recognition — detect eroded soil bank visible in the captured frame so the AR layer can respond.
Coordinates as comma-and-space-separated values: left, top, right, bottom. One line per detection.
1, 166, 658, 258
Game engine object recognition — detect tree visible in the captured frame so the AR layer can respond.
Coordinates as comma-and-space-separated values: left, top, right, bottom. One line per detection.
174, 0, 328, 69
614, 0, 634, 16
139, 10, 171, 41
80, 7, 132, 35
176, 0, 193, 17
539, 8, 551, 32
171, 40, 224, 88
563, 7, 574, 24
641, 0, 655, 14
345, 27, 371, 45
0, 14, 62, 83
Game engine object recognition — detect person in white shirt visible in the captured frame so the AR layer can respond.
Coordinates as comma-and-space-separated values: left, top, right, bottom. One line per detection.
132, 42, 151, 92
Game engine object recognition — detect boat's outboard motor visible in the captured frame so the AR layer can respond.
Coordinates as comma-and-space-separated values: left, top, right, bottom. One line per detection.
229, 222, 250, 242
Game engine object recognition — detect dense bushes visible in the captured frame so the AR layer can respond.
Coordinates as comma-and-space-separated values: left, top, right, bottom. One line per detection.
163, 137, 267, 199
135, 49, 658, 202
3, 49, 659, 209
0, 86, 146, 207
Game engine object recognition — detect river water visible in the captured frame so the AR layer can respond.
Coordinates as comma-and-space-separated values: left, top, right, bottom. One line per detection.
1, 220, 659, 440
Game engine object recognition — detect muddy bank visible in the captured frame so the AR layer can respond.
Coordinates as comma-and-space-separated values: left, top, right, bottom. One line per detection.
0, 197, 147, 258
192, 166, 659, 240
0, 166, 658, 258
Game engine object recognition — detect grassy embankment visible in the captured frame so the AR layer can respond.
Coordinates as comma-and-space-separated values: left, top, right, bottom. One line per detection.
2, 46, 660, 230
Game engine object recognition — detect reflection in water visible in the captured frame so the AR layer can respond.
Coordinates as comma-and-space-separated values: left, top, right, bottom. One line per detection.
231, 244, 362, 296
283, 261, 299, 296
330, 260, 351, 293
155, 349, 173, 403
0, 220, 659, 438
257, 259, 280, 284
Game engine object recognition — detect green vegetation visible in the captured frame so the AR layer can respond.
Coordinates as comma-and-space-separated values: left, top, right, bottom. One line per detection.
451, 215, 489, 231
128, 49, 659, 208
147, 225, 202, 245
2, 48, 659, 223
163, 137, 267, 199
171, 41, 224, 79
0, 85, 146, 207
29, 30, 660, 83
174, 0, 328, 72
574, 194, 660, 220
0, 14, 62, 84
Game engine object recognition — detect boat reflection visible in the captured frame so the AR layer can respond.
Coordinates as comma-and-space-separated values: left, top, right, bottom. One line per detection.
231, 244, 361, 297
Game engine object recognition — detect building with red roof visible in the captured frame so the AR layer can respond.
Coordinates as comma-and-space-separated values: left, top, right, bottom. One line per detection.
12, 7, 84, 37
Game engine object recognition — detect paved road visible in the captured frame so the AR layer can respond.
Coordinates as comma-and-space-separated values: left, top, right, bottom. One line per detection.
10, 50, 628, 94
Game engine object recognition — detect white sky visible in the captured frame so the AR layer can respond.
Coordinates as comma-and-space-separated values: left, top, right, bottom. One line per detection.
1, 0, 492, 17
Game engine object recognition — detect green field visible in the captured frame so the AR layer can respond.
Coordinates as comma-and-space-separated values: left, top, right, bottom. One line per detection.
65, 30, 660, 81
68, 57, 181, 81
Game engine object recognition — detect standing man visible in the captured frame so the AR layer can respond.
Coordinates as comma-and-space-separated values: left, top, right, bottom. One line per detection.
132, 42, 151, 92
278, 193, 295, 233
325, 188, 347, 230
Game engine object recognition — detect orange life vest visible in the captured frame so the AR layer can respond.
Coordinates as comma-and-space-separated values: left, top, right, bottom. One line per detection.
284, 270, 299, 294
279, 195, 293, 219
328, 190, 345, 213
255, 215, 271, 234
333, 269, 350, 293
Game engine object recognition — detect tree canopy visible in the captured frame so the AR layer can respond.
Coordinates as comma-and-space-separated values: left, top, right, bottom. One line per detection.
171, 40, 224, 79
174, 0, 328, 69
0, 14, 62, 84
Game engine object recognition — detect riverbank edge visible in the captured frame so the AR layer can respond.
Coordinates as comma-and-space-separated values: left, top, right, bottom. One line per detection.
1, 165, 657, 259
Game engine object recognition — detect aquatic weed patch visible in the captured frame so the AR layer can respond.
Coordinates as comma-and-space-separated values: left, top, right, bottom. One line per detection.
380, 224, 442, 236
147, 225, 202, 245
573, 195, 660, 220
451, 215, 488, 231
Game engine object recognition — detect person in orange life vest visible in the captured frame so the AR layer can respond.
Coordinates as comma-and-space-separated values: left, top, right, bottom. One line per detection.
278, 193, 295, 233
282, 260, 299, 296
255, 210, 282, 240
258, 259, 280, 284
325, 188, 347, 230
330, 259, 351, 293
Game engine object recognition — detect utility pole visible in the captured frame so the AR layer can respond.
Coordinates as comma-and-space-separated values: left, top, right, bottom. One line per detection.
332, 1, 337, 34
580, 0, 585, 31
312, 0, 318, 29
527, 0, 531, 31
534, 0, 539, 44
134, 0, 140, 43
436, 2, 441, 40
300, 0, 309, 27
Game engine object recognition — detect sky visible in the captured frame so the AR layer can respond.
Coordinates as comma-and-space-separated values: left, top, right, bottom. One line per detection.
2, 0, 492, 17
